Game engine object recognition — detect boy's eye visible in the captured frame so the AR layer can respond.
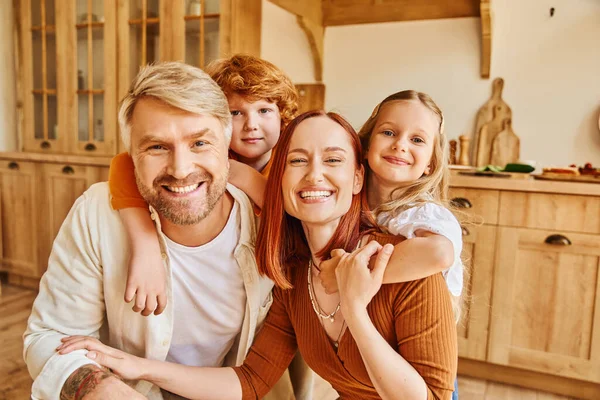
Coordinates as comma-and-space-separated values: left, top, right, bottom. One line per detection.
259, 108, 271, 114
231, 110, 241, 116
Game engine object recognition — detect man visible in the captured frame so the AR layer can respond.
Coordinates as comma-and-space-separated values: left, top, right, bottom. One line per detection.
24, 62, 304, 400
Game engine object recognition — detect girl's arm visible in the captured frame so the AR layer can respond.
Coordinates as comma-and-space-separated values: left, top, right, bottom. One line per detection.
228, 159, 267, 209
109, 153, 166, 316
336, 241, 456, 400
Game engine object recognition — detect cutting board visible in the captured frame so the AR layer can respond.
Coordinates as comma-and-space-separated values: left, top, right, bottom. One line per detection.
472, 78, 512, 165
490, 119, 520, 166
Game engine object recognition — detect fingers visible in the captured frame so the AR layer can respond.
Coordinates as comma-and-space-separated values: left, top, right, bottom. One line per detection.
57, 336, 105, 355
330, 248, 346, 258
354, 240, 383, 264
85, 351, 120, 371
124, 285, 136, 303
372, 243, 394, 280
142, 296, 158, 317
155, 294, 167, 315
132, 292, 147, 313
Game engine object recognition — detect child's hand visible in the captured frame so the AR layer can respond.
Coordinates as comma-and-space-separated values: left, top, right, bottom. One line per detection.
318, 249, 345, 294
125, 250, 167, 317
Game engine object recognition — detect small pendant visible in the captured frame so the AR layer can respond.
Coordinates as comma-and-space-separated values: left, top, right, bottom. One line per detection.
334, 342, 338, 348
330, 317, 335, 323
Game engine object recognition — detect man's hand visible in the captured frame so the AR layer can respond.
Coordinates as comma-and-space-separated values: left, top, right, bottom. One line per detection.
60, 364, 146, 400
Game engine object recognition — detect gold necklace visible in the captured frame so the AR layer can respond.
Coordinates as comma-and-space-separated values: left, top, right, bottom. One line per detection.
307, 259, 341, 323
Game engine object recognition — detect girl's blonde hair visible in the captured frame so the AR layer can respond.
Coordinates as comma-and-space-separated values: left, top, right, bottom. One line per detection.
358, 90, 467, 322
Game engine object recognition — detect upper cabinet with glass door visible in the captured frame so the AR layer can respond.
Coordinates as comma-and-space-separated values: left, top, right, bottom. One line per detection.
72, 0, 118, 156
18, 0, 66, 153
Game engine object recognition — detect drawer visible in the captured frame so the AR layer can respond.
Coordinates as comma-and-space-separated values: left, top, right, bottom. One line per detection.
448, 188, 500, 225
499, 192, 600, 234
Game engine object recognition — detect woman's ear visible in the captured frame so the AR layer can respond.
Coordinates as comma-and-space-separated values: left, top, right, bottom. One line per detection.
353, 165, 365, 195
424, 164, 431, 175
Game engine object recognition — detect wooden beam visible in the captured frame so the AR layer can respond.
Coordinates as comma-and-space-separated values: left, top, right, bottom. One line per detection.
480, 0, 491, 78
322, 0, 480, 26
268, 0, 324, 82
296, 16, 324, 82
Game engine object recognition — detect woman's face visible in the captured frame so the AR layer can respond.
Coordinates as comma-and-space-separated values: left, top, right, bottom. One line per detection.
282, 116, 363, 228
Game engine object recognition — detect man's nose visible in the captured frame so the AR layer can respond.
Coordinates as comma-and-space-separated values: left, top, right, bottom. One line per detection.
167, 148, 196, 180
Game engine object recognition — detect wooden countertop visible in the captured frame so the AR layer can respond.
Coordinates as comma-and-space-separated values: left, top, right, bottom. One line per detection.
0, 152, 112, 167
450, 174, 600, 196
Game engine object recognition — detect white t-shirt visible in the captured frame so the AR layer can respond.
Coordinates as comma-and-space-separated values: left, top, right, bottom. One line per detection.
378, 202, 464, 296
164, 201, 247, 367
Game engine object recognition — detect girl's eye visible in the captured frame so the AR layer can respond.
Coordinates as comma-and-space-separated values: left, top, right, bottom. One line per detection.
231, 110, 241, 116
412, 137, 425, 144
381, 130, 395, 137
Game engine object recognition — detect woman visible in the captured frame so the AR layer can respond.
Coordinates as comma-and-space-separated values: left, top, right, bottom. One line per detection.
59, 111, 457, 399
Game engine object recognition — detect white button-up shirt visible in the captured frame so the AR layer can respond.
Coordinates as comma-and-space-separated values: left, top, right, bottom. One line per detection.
24, 183, 302, 399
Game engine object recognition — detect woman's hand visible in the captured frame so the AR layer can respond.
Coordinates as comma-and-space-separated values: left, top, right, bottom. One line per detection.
57, 336, 147, 381
335, 241, 394, 315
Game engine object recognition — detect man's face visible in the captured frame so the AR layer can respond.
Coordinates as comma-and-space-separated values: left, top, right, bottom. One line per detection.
129, 97, 229, 225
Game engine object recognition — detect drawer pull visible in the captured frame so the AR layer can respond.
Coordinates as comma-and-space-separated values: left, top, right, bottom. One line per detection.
451, 197, 472, 209
62, 165, 75, 175
544, 234, 572, 246
8, 161, 19, 170
40, 141, 51, 149
461, 226, 470, 236
84, 143, 97, 151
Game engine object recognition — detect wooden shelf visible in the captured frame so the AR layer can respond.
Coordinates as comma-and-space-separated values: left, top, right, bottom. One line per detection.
77, 90, 104, 95
75, 22, 105, 29
183, 13, 220, 21
128, 18, 160, 26
31, 25, 56, 33
32, 89, 57, 95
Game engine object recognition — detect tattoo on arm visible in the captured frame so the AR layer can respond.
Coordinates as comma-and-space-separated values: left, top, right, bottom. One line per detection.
60, 364, 117, 400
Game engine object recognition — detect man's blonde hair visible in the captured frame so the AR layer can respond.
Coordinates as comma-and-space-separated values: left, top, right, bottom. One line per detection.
119, 61, 233, 152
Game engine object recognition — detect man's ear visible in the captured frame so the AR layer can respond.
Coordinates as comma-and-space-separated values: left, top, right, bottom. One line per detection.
353, 165, 365, 195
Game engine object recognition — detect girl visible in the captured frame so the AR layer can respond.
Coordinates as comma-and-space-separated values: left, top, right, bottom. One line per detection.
59, 111, 458, 399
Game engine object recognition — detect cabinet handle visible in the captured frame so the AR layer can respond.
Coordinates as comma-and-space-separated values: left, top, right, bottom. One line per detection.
40, 141, 51, 149
62, 165, 75, 175
451, 197, 472, 209
461, 226, 470, 236
8, 161, 19, 170
84, 143, 97, 151
544, 234, 572, 246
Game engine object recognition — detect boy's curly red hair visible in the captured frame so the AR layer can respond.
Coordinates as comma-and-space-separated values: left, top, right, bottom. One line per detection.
206, 54, 299, 129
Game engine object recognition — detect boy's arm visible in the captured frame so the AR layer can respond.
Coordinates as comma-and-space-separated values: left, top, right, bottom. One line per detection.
228, 159, 267, 209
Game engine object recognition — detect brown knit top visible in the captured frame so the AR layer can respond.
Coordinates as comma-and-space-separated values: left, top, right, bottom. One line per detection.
233, 237, 458, 400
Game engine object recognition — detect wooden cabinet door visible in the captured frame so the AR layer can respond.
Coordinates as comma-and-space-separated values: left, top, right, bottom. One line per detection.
68, 0, 119, 156
488, 227, 600, 382
0, 160, 39, 277
18, 0, 69, 153
458, 224, 496, 361
37, 163, 109, 275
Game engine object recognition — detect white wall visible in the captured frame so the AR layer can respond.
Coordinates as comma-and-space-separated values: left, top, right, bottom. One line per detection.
323, 0, 600, 167
0, 4, 18, 151
260, 0, 316, 83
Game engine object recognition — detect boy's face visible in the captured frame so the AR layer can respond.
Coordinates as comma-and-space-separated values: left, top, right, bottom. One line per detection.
227, 93, 282, 170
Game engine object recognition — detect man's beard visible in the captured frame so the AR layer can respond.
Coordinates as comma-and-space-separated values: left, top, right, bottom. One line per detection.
136, 170, 228, 226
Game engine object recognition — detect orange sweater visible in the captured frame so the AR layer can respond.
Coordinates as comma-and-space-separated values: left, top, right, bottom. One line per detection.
233, 255, 458, 399
108, 152, 273, 210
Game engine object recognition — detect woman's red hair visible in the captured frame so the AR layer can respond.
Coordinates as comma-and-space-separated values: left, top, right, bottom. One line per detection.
255, 110, 377, 289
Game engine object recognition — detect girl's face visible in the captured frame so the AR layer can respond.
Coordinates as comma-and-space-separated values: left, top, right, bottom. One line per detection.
366, 100, 439, 189
281, 116, 363, 229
